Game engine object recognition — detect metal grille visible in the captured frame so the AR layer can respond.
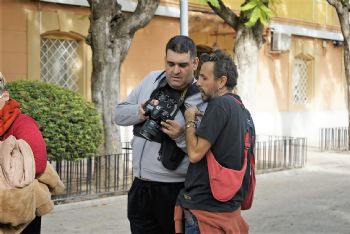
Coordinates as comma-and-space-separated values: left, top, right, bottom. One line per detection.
255, 135, 307, 173
292, 58, 309, 104
51, 138, 307, 203
319, 127, 348, 151
40, 38, 79, 91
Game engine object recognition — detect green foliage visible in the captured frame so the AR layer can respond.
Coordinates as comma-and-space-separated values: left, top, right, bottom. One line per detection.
201, 0, 276, 28
341, 0, 350, 6
7, 80, 103, 161
204, 0, 220, 8
241, 0, 273, 27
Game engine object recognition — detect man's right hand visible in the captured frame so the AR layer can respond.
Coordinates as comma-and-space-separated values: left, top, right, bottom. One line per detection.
138, 99, 159, 121
138, 102, 148, 121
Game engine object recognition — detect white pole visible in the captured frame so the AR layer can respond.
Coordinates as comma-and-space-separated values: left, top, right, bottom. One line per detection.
180, 0, 188, 36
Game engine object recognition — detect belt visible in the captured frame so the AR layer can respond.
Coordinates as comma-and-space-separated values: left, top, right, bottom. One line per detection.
136, 176, 152, 181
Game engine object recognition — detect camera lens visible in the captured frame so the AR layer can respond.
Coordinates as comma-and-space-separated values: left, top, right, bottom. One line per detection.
139, 119, 161, 141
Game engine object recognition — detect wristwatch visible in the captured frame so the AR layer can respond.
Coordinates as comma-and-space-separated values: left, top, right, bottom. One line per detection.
185, 122, 196, 129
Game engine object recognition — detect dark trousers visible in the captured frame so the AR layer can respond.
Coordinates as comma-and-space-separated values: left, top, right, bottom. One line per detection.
21, 216, 41, 234
128, 177, 184, 234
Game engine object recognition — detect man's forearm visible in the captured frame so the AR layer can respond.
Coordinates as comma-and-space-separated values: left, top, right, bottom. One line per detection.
185, 123, 201, 163
114, 103, 142, 126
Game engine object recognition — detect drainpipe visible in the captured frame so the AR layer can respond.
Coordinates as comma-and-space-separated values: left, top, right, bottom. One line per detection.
180, 0, 188, 36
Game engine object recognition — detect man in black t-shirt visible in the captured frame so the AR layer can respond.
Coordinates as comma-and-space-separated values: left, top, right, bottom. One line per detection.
175, 50, 249, 233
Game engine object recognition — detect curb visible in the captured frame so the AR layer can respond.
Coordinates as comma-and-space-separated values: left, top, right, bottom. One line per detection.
52, 195, 127, 212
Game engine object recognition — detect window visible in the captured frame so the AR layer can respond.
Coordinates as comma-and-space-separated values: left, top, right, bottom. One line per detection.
40, 38, 79, 91
292, 56, 312, 105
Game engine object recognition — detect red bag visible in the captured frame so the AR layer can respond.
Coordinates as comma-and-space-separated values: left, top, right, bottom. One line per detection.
207, 96, 256, 210
206, 149, 247, 202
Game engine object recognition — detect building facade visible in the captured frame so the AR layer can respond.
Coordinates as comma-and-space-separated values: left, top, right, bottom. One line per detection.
0, 0, 346, 146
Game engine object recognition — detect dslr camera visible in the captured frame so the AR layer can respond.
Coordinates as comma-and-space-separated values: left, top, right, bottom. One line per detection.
139, 91, 178, 141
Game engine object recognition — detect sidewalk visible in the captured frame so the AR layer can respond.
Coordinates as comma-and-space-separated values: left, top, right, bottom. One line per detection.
42, 149, 350, 234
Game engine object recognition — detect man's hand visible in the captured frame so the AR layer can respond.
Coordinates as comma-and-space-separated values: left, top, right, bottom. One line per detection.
138, 102, 148, 121
138, 99, 159, 121
184, 106, 203, 122
161, 120, 183, 139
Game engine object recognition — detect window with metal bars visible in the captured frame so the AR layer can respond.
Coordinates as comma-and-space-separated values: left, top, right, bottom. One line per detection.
40, 38, 79, 91
292, 57, 311, 105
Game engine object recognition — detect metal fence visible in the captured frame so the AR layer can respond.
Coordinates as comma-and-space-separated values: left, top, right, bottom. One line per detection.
52, 143, 133, 203
255, 136, 307, 173
52, 137, 307, 202
319, 127, 348, 151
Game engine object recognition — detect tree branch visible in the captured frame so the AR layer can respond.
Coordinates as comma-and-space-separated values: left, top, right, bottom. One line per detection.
327, 0, 350, 39
120, 0, 160, 36
207, 0, 239, 30
327, 0, 345, 13
327, 0, 349, 35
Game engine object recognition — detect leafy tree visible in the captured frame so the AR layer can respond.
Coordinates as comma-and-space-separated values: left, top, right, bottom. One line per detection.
86, 0, 160, 154
327, 0, 350, 149
7, 80, 103, 161
201, 0, 277, 109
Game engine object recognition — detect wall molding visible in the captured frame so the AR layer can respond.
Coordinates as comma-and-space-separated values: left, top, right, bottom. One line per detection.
270, 21, 343, 41
40, 0, 180, 18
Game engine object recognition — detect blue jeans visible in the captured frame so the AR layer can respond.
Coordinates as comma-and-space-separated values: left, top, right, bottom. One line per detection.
184, 209, 200, 234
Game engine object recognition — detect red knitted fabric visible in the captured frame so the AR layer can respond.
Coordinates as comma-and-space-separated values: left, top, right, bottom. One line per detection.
1, 100, 47, 175
0, 99, 20, 136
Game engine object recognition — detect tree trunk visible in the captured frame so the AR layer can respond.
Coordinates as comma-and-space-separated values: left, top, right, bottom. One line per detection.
87, 0, 159, 192
91, 28, 130, 155
234, 25, 259, 110
342, 42, 350, 150
88, 0, 160, 155
326, 0, 350, 149
206, 0, 264, 111
91, 39, 130, 155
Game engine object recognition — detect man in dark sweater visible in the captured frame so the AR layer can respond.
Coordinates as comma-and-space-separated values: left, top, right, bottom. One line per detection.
175, 50, 249, 233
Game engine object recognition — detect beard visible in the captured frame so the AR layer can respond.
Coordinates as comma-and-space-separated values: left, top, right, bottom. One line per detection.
200, 90, 212, 102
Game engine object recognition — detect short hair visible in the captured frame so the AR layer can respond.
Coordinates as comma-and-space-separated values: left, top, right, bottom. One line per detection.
166, 35, 197, 59
0, 72, 6, 94
200, 50, 238, 90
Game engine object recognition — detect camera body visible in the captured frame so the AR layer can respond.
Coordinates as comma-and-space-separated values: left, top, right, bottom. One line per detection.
139, 92, 177, 141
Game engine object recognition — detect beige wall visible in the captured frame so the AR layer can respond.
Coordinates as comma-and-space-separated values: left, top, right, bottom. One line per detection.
0, 1, 180, 101
27, 5, 91, 98
191, 27, 346, 114
312, 39, 345, 111
0, 1, 92, 97
189, 0, 340, 27
0, 0, 346, 114
256, 44, 290, 112
120, 16, 180, 99
255, 35, 345, 112
0, 1, 30, 81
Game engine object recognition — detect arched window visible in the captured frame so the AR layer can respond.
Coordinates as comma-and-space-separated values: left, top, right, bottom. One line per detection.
40, 37, 80, 91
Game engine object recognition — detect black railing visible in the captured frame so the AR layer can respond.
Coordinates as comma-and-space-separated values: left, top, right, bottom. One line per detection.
52, 137, 307, 202
319, 127, 348, 151
255, 136, 307, 173
51, 143, 133, 203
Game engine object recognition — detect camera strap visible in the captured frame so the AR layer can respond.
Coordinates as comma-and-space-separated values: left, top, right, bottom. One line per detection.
148, 72, 188, 120
168, 87, 188, 119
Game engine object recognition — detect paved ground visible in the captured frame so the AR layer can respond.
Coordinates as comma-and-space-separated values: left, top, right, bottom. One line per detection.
42, 149, 350, 234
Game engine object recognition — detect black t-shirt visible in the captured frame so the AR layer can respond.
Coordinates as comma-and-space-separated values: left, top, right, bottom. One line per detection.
178, 93, 246, 212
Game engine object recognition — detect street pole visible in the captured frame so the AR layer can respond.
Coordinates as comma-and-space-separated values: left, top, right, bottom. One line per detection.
180, 0, 188, 36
